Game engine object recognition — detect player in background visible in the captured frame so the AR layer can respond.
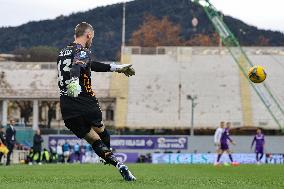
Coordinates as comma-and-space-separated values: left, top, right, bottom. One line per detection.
251, 128, 265, 164
215, 122, 239, 166
57, 22, 135, 181
73, 143, 81, 163
56, 144, 63, 163
214, 121, 224, 165
63, 142, 71, 163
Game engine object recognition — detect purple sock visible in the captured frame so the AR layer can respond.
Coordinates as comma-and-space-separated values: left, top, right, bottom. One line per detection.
228, 154, 233, 162
217, 154, 222, 162
259, 153, 264, 161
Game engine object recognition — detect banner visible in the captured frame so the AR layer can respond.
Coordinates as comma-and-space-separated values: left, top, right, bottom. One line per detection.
48, 135, 140, 163
48, 135, 188, 150
110, 136, 188, 150
49, 135, 86, 147
152, 153, 284, 164
69, 152, 139, 163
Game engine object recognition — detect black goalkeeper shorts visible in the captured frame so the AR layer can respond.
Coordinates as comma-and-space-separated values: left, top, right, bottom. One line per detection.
64, 111, 103, 139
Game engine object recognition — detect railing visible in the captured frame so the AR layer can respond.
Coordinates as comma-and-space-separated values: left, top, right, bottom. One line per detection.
123, 46, 284, 55
0, 88, 119, 99
0, 88, 59, 99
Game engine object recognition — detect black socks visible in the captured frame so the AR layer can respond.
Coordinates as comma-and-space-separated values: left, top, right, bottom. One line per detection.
98, 129, 110, 148
92, 139, 118, 167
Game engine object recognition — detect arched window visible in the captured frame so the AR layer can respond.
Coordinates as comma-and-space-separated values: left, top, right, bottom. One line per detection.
106, 105, 114, 121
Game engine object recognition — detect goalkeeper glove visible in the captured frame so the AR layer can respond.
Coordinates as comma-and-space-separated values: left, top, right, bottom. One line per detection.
110, 63, 135, 77
67, 77, 81, 97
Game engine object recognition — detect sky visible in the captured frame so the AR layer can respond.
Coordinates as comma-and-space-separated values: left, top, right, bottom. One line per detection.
0, 0, 283, 32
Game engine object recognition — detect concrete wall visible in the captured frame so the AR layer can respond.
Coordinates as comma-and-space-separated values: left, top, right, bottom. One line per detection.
125, 46, 284, 129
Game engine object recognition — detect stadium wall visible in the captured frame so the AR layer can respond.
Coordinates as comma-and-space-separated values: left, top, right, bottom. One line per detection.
124, 46, 284, 130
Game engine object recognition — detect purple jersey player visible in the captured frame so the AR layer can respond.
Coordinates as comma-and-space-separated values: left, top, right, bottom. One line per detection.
220, 127, 232, 150
215, 122, 239, 166
251, 128, 265, 164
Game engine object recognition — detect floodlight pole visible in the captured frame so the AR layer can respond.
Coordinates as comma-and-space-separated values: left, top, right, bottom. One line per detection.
121, 2, 126, 48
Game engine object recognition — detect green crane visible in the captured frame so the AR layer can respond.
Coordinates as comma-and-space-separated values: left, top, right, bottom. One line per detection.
192, 0, 284, 131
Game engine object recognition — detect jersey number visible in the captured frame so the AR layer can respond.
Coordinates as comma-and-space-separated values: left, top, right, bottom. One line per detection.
58, 59, 72, 86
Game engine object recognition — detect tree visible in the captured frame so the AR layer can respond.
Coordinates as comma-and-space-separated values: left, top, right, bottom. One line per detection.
257, 36, 270, 46
129, 14, 183, 47
185, 33, 220, 46
13, 46, 59, 62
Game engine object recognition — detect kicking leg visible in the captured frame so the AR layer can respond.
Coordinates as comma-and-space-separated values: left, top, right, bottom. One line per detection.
64, 116, 136, 181
93, 125, 110, 149
84, 129, 136, 181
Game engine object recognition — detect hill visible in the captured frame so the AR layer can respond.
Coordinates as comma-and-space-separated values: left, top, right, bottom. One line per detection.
0, 0, 284, 61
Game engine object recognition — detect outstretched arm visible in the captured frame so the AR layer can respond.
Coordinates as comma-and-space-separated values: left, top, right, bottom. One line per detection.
91, 61, 135, 77
227, 133, 235, 145
90, 61, 111, 72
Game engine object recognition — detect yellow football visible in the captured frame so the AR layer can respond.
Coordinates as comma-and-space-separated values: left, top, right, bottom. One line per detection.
248, 65, 267, 83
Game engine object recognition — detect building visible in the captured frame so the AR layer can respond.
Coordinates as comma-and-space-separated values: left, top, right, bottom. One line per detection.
0, 62, 116, 129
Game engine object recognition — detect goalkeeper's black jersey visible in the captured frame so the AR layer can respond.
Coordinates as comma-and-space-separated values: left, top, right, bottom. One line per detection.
57, 43, 111, 120
57, 43, 94, 97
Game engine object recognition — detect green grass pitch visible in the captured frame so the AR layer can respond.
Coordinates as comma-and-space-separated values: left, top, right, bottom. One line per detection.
0, 164, 283, 189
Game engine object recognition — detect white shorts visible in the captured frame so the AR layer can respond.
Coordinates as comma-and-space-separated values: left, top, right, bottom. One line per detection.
63, 151, 70, 157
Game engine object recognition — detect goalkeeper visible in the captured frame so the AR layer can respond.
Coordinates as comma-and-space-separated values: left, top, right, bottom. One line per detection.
57, 22, 136, 181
